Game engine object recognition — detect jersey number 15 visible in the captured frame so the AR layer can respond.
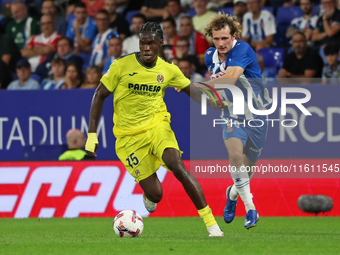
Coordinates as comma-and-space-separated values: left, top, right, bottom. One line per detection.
126, 153, 139, 168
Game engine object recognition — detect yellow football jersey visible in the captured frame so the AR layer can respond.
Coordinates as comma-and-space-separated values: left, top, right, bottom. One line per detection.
100, 53, 191, 137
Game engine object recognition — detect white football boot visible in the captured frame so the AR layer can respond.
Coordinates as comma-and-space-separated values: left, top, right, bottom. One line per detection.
207, 224, 224, 237
143, 193, 157, 213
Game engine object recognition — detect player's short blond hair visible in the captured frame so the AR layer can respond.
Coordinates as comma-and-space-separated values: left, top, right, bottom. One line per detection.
204, 13, 242, 40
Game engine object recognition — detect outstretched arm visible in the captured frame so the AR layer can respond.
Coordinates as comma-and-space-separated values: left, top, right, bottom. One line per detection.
194, 66, 243, 89
178, 66, 244, 108
86, 82, 111, 157
181, 84, 225, 109
178, 66, 242, 93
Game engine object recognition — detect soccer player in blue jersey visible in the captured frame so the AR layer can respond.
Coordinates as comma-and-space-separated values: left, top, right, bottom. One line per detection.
199, 13, 272, 229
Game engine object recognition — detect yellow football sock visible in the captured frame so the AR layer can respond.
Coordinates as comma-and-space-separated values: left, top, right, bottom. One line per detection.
198, 205, 217, 227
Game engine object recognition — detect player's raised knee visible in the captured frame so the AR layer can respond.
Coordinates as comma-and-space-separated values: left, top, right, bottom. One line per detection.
162, 148, 181, 170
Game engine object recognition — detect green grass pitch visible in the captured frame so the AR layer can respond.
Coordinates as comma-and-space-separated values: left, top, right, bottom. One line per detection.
1, 217, 340, 255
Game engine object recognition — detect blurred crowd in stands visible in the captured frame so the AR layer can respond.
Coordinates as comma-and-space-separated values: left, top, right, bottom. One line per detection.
0, 0, 340, 90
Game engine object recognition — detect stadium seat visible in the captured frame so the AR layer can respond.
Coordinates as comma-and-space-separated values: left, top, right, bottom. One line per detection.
126, 10, 140, 26
218, 7, 234, 16
262, 7, 274, 14
275, 6, 303, 46
31, 73, 41, 82
257, 48, 285, 76
79, 52, 91, 70
276, 6, 302, 24
313, 5, 320, 15
186, 8, 196, 17
274, 29, 288, 47
270, 0, 286, 8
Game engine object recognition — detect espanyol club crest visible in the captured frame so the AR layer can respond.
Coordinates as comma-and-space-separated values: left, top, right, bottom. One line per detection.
157, 74, 164, 83
220, 61, 227, 72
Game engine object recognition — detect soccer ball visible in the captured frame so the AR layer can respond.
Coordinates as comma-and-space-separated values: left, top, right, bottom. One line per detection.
113, 210, 144, 237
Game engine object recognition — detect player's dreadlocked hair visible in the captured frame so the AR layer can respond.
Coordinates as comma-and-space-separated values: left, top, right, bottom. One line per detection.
204, 13, 242, 40
139, 22, 164, 40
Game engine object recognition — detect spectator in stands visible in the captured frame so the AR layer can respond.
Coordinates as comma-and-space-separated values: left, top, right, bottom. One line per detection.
192, 0, 217, 37
140, 0, 167, 23
89, 10, 118, 68
162, 0, 187, 32
6, 0, 40, 50
172, 15, 210, 66
322, 43, 340, 84
278, 32, 323, 79
178, 58, 204, 82
241, 0, 276, 51
41, 0, 68, 36
105, 0, 130, 40
59, 129, 90, 161
36, 37, 83, 80
233, 0, 248, 24
311, 0, 340, 47
0, 33, 21, 73
40, 58, 66, 89
7, 59, 40, 90
162, 17, 177, 60
122, 13, 146, 54
62, 62, 83, 89
81, 65, 102, 89
66, 2, 97, 56
286, 0, 318, 42
21, 14, 62, 72
0, 60, 12, 89
104, 36, 123, 72
174, 36, 203, 74
82, 0, 105, 18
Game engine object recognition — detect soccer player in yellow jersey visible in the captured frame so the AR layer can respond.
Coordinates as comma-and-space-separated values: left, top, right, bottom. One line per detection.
85, 22, 223, 237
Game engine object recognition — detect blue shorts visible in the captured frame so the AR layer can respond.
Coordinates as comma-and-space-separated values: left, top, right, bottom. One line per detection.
222, 116, 268, 162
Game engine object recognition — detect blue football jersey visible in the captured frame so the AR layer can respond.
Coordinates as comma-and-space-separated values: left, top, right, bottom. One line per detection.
66, 17, 97, 44
205, 40, 272, 120
90, 29, 118, 66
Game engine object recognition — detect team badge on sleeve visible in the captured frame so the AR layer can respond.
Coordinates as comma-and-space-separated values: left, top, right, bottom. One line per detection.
157, 74, 164, 83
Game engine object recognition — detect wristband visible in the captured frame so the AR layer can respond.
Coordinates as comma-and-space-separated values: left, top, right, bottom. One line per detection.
85, 133, 98, 153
